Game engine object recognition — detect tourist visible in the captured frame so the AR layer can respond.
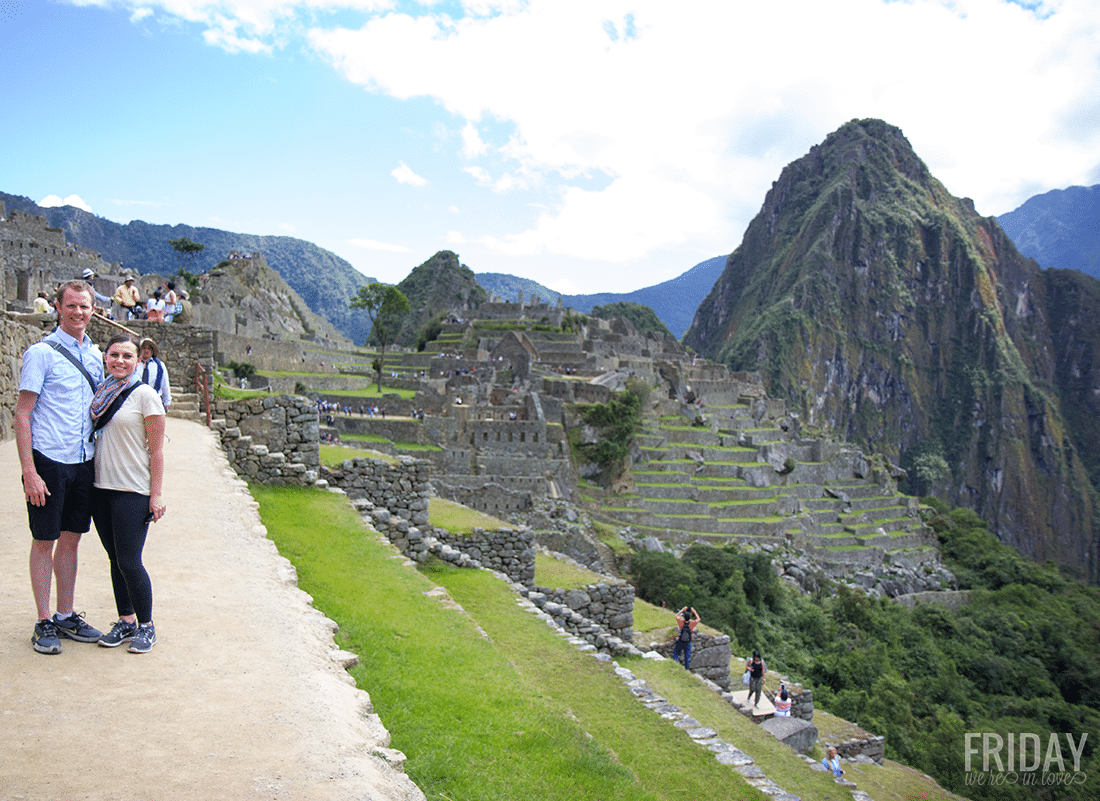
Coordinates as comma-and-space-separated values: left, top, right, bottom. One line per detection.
775, 685, 792, 716
139, 338, 172, 411
91, 334, 167, 653
745, 650, 767, 709
16, 280, 104, 654
111, 275, 141, 320
673, 606, 699, 670
32, 291, 51, 314
172, 290, 193, 324
145, 289, 166, 322
822, 747, 844, 778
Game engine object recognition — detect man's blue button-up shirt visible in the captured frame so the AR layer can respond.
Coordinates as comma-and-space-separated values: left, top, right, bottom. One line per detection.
19, 328, 103, 464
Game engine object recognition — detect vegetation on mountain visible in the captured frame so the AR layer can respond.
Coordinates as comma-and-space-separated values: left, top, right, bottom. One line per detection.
590, 302, 673, 338
349, 283, 411, 392
0, 191, 376, 343
682, 120, 1099, 583
475, 272, 560, 305
630, 503, 1100, 800
169, 236, 205, 270
574, 381, 648, 482
394, 251, 487, 347
999, 184, 1100, 280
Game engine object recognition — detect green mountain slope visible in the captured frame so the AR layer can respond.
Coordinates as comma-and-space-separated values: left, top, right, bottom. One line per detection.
0, 191, 376, 343
684, 119, 1099, 583
394, 251, 487, 346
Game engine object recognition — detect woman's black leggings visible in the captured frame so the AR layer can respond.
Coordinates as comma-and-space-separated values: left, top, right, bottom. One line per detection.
92, 487, 153, 623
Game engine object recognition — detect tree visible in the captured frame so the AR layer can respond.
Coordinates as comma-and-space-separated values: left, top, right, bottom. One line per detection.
349, 283, 411, 392
169, 237, 205, 272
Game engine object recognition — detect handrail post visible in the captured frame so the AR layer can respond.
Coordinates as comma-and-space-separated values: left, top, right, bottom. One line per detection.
194, 362, 212, 427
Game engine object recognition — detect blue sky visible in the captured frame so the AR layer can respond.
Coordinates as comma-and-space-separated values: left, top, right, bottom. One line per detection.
3, 0, 1099, 293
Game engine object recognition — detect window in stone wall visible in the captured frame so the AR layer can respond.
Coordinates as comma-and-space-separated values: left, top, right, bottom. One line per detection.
520, 432, 525, 442
483, 432, 488, 441
534, 433, 538, 442
508, 432, 513, 442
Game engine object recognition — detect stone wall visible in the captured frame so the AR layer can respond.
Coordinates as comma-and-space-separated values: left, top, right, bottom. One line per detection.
0, 314, 51, 440
826, 734, 885, 765
432, 527, 536, 585
529, 582, 634, 641
214, 395, 320, 484
653, 632, 733, 691
319, 457, 432, 527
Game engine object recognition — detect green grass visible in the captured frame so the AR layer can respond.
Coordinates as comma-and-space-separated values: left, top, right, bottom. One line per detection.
319, 443, 397, 466
428, 497, 507, 533
534, 552, 607, 589
251, 485, 760, 801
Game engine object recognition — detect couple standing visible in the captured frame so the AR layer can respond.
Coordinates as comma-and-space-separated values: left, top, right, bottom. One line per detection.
16, 280, 167, 655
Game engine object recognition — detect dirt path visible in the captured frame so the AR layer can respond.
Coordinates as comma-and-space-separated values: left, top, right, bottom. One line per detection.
0, 418, 424, 801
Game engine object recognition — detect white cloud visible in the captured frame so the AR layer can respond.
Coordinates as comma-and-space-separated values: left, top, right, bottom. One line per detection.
279, 222, 296, 232
348, 237, 410, 252
445, 230, 467, 244
70, 1, 1100, 284
131, 8, 154, 22
391, 161, 428, 186
304, 0, 1100, 267
39, 194, 93, 213
460, 121, 487, 159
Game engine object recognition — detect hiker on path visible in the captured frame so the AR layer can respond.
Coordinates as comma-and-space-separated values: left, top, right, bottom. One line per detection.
745, 650, 767, 709
91, 333, 166, 654
16, 280, 105, 654
673, 606, 699, 670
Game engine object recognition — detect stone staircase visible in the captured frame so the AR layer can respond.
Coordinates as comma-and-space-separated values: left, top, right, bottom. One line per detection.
166, 388, 205, 423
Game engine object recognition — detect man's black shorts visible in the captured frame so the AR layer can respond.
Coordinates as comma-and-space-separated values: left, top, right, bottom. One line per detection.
25, 451, 94, 541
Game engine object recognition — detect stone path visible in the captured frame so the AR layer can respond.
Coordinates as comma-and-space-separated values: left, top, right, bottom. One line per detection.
0, 419, 422, 801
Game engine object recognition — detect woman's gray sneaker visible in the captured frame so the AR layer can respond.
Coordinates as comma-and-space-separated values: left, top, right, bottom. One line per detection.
32, 619, 62, 654
128, 623, 156, 654
98, 619, 138, 648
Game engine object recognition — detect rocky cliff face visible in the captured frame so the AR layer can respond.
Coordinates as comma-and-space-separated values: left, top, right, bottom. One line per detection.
194, 252, 349, 344
684, 119, 1099, 583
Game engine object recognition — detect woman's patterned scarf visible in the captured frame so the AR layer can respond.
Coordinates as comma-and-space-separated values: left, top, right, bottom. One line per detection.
90, 372, 140, 423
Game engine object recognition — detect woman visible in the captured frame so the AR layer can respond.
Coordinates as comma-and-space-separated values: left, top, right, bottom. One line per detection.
745, 649, 767, 709
91, 334, 166, 653
139, 338, 172, 411
145, 289, 166, 322
822, 746, 844, 778
774, 685, 792, 716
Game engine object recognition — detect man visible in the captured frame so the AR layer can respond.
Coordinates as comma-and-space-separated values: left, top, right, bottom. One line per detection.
80, 267, 113, 312
16, 280, 104, 654
111, 274, 140, 320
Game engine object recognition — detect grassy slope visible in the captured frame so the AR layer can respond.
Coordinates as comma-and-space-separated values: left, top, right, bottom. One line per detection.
252, 485, 959, 801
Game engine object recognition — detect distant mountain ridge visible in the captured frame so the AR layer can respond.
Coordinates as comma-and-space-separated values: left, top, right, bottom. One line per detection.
998, 183, 1100, 279
685, 119, 1100, 583
0, 191, 377, 343
477, 255, 726, 339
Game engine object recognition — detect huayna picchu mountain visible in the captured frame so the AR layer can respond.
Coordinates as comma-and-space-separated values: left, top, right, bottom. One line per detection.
685, 119, 1099, 584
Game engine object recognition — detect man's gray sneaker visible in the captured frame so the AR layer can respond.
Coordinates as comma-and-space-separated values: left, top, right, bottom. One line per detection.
98, 619, 138, 648
128, 623, 156, 654
54, 611, 102, 643
32, 619, 62, 654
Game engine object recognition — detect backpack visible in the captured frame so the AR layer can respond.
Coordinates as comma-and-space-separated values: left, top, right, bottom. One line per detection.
678, 619, 693, 643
